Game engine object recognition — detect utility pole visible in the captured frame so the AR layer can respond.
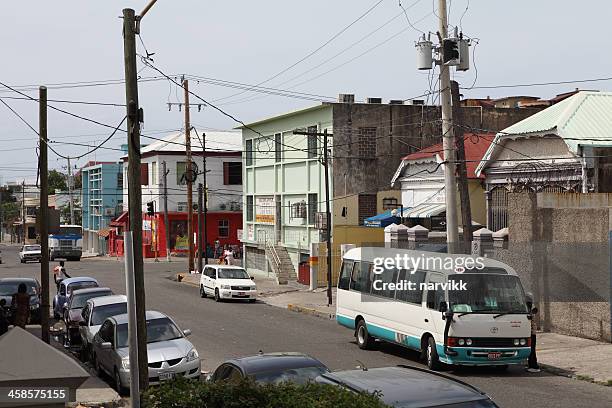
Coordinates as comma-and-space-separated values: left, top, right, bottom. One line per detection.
122, 7, 148, 392
39, 86, 50, 344
197, 183, 203, 273
451, 81, 472, 251
21, 181, 25, 244
162, 161, 171, 262
184, 79, 195, 274
293, 128, 333, 306
438, 0, 459, 253
66, 158, 75, 225
198, 131, 209, 265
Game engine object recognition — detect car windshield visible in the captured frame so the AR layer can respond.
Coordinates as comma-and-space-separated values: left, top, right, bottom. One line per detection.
24, 246, 41, 251
253, 366, 329, 385
217, 268, 250, 279
71, 291, 111, 309
448, 274, 528, 314
68, 281, 98, 294
116, 317, 183, 348
0, 281, 38, 296
91, 303, 127, 326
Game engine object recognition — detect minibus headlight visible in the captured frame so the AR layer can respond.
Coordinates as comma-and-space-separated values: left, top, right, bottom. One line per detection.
519, 338, 527, 346
513, 339, 520, 346
465, 338, 472, 346
458, 339, 465, 346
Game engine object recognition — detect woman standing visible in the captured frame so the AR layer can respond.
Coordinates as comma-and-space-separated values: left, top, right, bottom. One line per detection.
223, 245, 234, 266
11, 283, 30, 329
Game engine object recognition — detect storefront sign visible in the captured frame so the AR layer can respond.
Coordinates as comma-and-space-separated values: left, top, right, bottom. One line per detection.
255, 196, 275, 224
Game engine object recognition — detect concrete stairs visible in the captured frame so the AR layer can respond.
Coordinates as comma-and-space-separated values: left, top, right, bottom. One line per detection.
266, 243, 297, 285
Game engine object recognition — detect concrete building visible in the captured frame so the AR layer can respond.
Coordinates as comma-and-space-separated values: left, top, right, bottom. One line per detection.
477, 91, 612, 231
240, 95, 541, 279
81, 162, 123, 255
117, 129, 243, 258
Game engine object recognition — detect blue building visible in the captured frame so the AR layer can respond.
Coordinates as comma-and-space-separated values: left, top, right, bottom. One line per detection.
81, 161, 123, 255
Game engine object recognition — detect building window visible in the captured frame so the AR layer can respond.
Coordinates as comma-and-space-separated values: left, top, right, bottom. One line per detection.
307, 125, 318, 158
151, 161, 158, 185
177, 202, 188, 212
291, 201, 307, 219
117, 171, 123, 190
358, 194, 377, 225
358, 127, 377, 158
140, 163, 149, 185
382, 197, 398, 210
176, 162, 186, 185
223, 162, 242, 185
218, 219, 229, 238
274, 133, 282, 162
308, 193, 318, 225
246, 196, 254, 222
246, 139, 253, 166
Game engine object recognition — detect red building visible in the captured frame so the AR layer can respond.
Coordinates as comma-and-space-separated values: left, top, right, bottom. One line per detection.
108, 211, 242, 258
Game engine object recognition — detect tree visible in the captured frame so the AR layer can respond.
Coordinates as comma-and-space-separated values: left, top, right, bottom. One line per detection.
48, 170, 67, 194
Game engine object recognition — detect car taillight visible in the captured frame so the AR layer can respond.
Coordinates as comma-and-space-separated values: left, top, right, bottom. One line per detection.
446, 337, 459, 347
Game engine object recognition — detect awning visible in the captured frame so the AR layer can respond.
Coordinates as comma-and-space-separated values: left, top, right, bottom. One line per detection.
97, 227, 111, 238
402, 203, 446, 218
364, 210, 400, 228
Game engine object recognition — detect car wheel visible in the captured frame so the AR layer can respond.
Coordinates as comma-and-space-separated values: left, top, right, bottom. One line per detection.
356, 319, 375, 350
200, 285, 207, 298
426, 337, 443, 371
114, 368, 127, 395
214, 288, 221, 302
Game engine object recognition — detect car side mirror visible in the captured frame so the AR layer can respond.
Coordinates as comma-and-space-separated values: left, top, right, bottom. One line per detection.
438, 301, 448, 313
100, 342, 112, 350
183, 329, 192, 337
531, 307, 538, 315
250, 276, 255, 280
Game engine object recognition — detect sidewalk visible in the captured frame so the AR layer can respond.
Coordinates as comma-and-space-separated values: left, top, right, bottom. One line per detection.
189, 277, 612, 386
27, 326, 123, 407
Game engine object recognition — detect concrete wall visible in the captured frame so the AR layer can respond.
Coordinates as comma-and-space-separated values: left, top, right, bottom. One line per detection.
489, 192, 611, 342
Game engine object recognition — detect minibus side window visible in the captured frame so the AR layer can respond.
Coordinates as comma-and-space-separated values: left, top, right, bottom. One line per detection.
396, 269, 426, 304
338, 260, 353, 290
426, 274, 446, 309
350, 261, 368, 292
372, 267, 398, 299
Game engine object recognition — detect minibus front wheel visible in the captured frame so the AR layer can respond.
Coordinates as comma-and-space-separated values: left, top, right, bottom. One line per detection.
356, 319, 375, 350
426, 337, 443, 371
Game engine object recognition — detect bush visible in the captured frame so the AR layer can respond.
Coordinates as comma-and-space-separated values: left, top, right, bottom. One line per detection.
141, 377, 389, 408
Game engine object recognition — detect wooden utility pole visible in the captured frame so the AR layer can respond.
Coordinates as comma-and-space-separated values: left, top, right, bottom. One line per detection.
21, 180, 25, 244
293, 128, 333, 306
198, 131, 209, 265
197, 183, 203, 273
39, 86, 50, 344
451, 80, 473, 251
184, 79, 194, 274
162, 161, 171, 262
122, 7, 148, 391
438, 0, 459, 253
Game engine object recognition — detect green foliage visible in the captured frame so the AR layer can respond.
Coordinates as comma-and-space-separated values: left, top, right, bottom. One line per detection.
48, 169, 68, 194
141, 377, 389, 408
1, 202, 20, 223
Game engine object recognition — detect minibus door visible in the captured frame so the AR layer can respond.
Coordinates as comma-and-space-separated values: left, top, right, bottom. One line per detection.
424, 272, 447, 341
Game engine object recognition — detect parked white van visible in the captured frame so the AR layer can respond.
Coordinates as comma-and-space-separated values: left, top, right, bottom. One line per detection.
336, 247, 533, 370
199, 265, 257, 302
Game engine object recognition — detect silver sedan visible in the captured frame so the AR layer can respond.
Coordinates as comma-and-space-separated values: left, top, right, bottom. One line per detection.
91, 310, 201, 394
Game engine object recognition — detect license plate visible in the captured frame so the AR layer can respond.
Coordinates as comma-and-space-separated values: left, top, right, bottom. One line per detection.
159, 372, 174, 381
238, 292, 245, 296
487, 352, 502, 360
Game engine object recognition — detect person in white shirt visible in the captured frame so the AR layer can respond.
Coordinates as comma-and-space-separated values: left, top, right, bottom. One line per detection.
223, 245, 234, 265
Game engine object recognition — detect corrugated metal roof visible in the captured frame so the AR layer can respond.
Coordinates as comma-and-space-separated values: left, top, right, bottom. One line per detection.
476, 91, 612, 175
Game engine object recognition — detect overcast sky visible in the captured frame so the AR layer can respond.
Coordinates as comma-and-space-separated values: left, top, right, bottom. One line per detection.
1, 0, 611, 183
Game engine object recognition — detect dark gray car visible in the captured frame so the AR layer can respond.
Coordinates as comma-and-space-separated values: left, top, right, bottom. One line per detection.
210, 352, 330, 384
316, 365, 499, 408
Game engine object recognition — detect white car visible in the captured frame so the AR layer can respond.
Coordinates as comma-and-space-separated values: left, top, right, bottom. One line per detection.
19, 244, 42, 263
199, 265, 257, 302
79, 295, 128, 362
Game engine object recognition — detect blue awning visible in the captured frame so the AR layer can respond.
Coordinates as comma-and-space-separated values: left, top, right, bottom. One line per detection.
364, 210, 400, 228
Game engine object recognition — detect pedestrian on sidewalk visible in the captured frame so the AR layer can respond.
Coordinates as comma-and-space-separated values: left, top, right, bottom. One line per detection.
526, 293, 540, 373
223, 244, 234, 266
11, 283, 30, 329
0, 299, 9, 335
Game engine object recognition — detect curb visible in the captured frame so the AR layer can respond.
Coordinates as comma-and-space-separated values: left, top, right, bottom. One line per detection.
287, 304, 335, 320
539, 364, 612, 386
69, 398, 125, 408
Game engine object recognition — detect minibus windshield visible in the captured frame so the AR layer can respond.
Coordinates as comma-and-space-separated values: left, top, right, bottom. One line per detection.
448, 274, 528, 314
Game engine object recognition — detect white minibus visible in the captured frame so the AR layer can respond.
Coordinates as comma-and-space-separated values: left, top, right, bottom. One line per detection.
336, 247, 533, 370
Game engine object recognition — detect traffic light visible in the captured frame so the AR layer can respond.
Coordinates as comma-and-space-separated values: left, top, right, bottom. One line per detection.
146, 201, 154, 216
442, 38, 460, 66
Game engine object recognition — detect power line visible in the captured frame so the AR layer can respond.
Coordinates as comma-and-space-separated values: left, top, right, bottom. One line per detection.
464, 76, 612, 90
0, 95, 125, 107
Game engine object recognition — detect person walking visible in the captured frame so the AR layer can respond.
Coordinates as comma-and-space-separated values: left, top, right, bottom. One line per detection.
0, 299, 9, 336
53, 261, 71, 290
11, 283, 30, 329
526, 294, 540, 373
223, 245, 234, 266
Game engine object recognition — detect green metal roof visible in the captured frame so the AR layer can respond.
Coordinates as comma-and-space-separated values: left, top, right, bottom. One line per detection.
477, 91, 612, 175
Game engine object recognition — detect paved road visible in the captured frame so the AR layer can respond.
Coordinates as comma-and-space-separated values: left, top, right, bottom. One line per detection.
1, 244, 610, 408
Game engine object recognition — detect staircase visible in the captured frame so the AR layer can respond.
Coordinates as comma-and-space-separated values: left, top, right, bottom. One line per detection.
265, 243, 297, 285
